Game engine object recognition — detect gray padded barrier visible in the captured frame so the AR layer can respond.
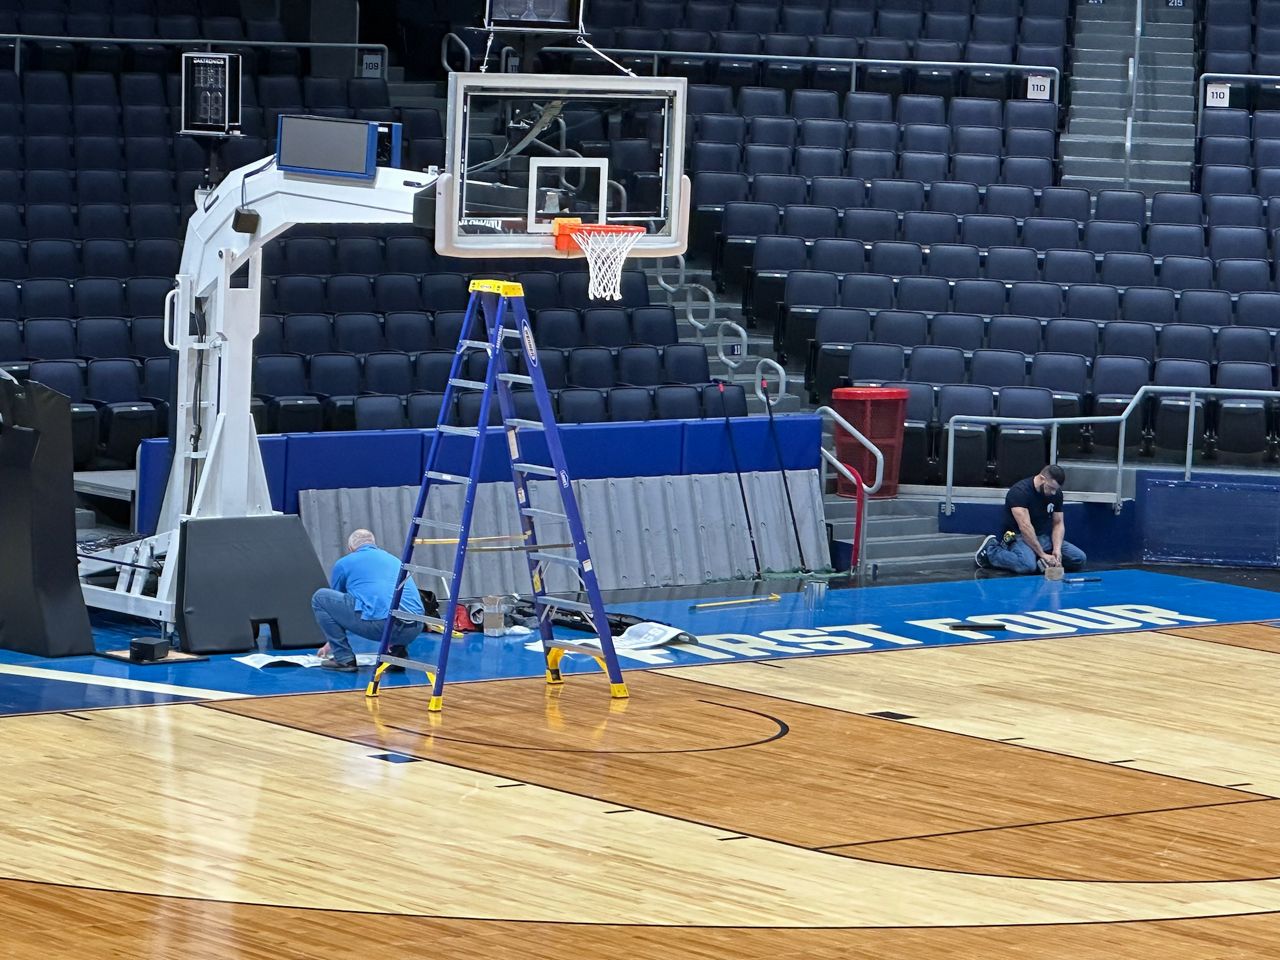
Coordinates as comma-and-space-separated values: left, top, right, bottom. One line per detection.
299, 470, 829, 594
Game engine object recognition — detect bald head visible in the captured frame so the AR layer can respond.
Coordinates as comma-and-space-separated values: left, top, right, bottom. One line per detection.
347, 529, 376, 552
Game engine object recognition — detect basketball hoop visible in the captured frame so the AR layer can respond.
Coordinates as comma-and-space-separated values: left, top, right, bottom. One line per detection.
553, 219, 646, 301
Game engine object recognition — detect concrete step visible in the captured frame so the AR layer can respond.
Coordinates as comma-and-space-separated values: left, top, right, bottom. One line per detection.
75, 507, 96, 531
1073, 34, 1194, 54
1061, 155, 1191, 179
1071, 76, 1194, 94
1068, 104, 1193, 123
1076, 20, 1191, 38
1059, 174, 1192, 194
829, 515, 939, 540
823, 494, 940, 520
1060, 136, 1195, 162
1066, 118, 1195, 139
860, 550, 984, 578
1071, 91, 1194, 112
1073, 62, 1196, 83
862, 532, 987, 561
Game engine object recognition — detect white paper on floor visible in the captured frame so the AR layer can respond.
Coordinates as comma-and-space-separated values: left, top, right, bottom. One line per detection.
233, 652, 383, 669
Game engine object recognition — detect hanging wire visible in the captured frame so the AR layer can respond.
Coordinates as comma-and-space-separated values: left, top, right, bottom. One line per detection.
575, 34, 636, 77
480, 30, 495, 73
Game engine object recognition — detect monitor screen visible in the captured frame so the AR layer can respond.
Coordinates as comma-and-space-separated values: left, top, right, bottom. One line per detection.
276, 116, 377, 180
484, 0, 582, 31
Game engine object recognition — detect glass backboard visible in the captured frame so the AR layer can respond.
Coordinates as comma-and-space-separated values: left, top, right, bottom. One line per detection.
434, 73, 689, 260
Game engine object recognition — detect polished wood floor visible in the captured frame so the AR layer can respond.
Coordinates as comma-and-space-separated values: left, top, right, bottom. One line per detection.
7, 624, 1280, 957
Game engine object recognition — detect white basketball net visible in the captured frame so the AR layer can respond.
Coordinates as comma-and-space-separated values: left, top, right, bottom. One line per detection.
569, 227, 645, 301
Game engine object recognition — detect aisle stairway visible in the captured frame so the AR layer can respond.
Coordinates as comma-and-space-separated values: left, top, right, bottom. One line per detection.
1059, 0, 1197, 195
826, 495, 986, 578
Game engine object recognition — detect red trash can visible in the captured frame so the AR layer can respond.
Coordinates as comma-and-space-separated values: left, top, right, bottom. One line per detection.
830, 386, 908, 499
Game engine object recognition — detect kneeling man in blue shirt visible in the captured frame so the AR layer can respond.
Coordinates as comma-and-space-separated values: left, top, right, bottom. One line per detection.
312, 529, 423, 672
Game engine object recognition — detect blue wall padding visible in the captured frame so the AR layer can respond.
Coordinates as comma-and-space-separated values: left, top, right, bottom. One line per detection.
136, 436, 288, 535
1141, 476, 1280, 566
134, 415, 826, 525
939, 500, 1140, 564
282, 430, 423, 512
430, 430, 512, 483
682, 415, 823, 473
556, 422, 685, 478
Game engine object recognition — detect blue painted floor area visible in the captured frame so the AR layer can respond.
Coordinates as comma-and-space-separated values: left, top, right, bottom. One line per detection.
0, 569, 1276, 716
0, 674, 198, 716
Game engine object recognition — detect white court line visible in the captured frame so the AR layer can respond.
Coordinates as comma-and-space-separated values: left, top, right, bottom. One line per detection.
0, 663, 245, 701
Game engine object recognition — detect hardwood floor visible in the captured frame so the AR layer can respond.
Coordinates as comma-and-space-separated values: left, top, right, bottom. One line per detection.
7, 627, 1280, 956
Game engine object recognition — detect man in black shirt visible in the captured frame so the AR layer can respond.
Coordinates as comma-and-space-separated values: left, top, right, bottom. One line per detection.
975, 464, 1087, 574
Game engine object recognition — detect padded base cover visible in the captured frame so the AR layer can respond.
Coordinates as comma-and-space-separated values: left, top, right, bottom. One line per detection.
176, 514, 328, 654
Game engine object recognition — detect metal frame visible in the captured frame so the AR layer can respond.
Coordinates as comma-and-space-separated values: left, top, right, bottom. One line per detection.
483, 0, 584, 34
815, 405, 885, 579
941, 384, 1280, 516
437, 72, 690, 259
1197, 72, 1280, 133
526, 156, 609, 231
78, 162, 430, 625
179, 51, 242, 137
0, 32, 389, 77
276, 114, 381, 182
533, 46, 1063, 106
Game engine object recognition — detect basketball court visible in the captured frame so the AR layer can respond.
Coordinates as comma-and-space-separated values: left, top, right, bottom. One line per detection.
5, 569, 1280, 957
3, 9, 1280, 957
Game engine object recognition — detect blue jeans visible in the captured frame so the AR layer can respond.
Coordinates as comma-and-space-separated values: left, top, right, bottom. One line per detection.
985, 533, 1087, 575
311, 588, 420, 666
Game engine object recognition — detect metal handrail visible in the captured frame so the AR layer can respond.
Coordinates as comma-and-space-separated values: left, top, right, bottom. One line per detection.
1, 32, 390, 76
815, 403, 885, 496
651, 255, 719, 336
755, 357, 790, 405
1197, 71, 1280, 133
442, 31, 473, 73
941, 383, 1280, 515
1123, 0, 1143, 187
540, 46, 1062, 106
715, 320, 749, 371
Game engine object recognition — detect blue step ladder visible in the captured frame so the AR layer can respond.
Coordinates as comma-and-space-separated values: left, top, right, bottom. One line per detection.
365, 279, 629, 711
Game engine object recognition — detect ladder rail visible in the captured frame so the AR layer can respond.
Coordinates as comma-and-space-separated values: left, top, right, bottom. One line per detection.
486, 305, 559, 657
507, 295, 627, 691
371, 292, 484, 664
424, 294, 505, 711
368, 279, 630, 708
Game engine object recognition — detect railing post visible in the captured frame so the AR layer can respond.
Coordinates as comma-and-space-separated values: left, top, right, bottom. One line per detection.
1115, 417, 1127, 514
1049, 421, 1059, 464
943, 419, 956, 515
1184, 390, 1197, 480
13, 38, 21, 77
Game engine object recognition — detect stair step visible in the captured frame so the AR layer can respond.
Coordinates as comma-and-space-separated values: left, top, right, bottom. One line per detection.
862, 532, 988, 561
831, 515, 938, 539
1061, 156, 1192, 178
859, 551, 984, 576
1073, 35, 1194, 54
1073, 62, 1196, 82
1072, 92, 1194, 112
1060, 136, 1195, 161
1076, 21, 1191, 38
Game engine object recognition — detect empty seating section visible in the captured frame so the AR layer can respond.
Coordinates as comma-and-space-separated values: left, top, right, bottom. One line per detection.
579, 0, 1069, 94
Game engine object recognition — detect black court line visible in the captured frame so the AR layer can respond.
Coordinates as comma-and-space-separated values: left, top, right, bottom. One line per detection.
815, 797, 1275, 850
659, 665, 1274, 801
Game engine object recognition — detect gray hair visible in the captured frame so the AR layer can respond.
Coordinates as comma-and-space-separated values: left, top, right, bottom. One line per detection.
347, 529, 377, 552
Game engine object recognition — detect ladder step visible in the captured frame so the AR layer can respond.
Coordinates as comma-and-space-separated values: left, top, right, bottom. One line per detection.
545, 639, 604, 657
403, 562, 455, 579
498, 373, 533, 385
426, 470, 471, 484
448, 377, 487, 390
499, 328, 522, 340
438, 424, 481, 437
513, 462, 556, 477
395, 611, 452, 630
459, 339, 491, 350
415, 517, 462, 531
377, 654, 438, 673
521, 507, 569, 522
505, 418, 544, 430
537, 595, 596, 614
530, 551, 581, 566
